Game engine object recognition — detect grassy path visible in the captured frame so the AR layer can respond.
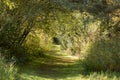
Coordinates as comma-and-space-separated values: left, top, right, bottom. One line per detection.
18, 53, 120, 80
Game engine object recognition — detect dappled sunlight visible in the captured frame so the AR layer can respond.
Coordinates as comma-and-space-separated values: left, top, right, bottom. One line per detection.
19, 58, 120, 80
0, 0, 120, 80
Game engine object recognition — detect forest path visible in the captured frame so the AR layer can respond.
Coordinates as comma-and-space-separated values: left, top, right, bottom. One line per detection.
19, 51, 84, 80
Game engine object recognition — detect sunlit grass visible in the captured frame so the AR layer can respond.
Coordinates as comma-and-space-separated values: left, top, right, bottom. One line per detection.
18, 54, 120, 80
0, 56, 17, 80
19, 67, 120, 80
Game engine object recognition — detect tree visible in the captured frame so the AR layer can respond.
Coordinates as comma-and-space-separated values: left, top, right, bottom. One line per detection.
0, 0, 60, 48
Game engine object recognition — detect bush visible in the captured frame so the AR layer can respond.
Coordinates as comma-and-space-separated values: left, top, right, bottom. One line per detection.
0, 46, 29, 64
83, 39, 120, 71
10, 45, 29, 64
0, 50, 17, 80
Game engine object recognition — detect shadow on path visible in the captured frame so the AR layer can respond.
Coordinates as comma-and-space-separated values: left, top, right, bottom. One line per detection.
19, 53, 86, 79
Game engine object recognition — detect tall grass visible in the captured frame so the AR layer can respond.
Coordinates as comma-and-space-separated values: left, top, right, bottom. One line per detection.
83, 38, 120, 71
0, 49, 17, 80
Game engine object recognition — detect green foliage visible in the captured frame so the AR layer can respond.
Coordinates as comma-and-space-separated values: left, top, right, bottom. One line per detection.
83, 38, 120, 71
0, 54, 17, 80
11, 45, 29, 63
0, 46, 28, 63
0, 1, 120, 79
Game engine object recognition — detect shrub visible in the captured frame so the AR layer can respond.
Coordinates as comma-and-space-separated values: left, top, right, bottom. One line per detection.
0, 56, 17, 80
0, 50, 17, 80
83, 38, 120, 71
10, 45, 29, 64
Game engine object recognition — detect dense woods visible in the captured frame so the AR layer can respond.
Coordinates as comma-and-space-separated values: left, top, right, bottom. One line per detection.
0, 0, 120, 80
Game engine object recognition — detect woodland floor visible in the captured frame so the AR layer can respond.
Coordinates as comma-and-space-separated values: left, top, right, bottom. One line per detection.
18, 52, 120, 80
